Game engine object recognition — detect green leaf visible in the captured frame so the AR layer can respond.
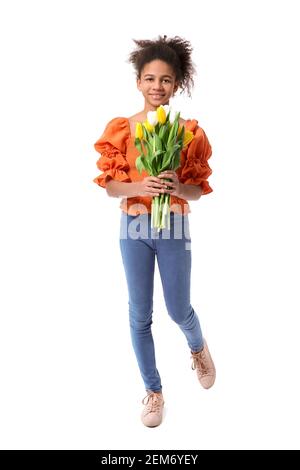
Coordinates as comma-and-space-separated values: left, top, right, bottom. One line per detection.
135, 138, 142, 153
160, 144, 182, 172
172, 121, 179, 141
143, 125, 151, 143
143, 140, 151, 156
177, 125, 185, 141
159, 150, 173, 172
158, 124, 166, 140
153, 149, 164, 157
161, 125, 170, 148
172, 150, 181, 170
141, 156, 152, 175
154, 133, 162, 152
135, 155, 145, 174
167, 120, 177, 146
152, 149, 165, 174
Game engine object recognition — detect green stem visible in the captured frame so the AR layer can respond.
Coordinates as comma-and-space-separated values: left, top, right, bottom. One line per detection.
151, 198, 154, 229
155, 196, 160, 230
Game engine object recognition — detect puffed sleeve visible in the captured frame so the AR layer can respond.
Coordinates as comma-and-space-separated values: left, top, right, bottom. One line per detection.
93, 117, 131, 188
179, 126, 213, 195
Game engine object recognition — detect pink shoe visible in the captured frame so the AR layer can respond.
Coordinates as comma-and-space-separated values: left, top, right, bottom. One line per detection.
141, 390, 164, 427
191, 339, 216, 389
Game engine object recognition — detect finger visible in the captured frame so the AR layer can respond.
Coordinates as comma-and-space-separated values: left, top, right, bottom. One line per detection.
159, 170, 176, 175
147, 183, 166, 190
150, 186, 163, 193
158, 176, 173, 183
161, 179, 177, 187
150, 178, 170, 186
164, 188, 175, 193
149, 176, 163, 183
158, 173, 174, 180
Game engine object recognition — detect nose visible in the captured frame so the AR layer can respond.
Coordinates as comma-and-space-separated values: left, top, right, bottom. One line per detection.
152, 80, 164, 90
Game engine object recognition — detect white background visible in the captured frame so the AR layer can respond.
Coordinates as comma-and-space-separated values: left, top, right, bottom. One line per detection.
0, 0, 299, 450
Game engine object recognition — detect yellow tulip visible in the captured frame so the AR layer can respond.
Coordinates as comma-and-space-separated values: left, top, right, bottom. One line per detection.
183, 130, 194, 147
156, 105, 167, 124
135, 122, 144, 140
143, 120, 154, 133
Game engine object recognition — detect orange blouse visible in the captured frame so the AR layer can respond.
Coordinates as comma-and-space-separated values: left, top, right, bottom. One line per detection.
93, 117, 213, 215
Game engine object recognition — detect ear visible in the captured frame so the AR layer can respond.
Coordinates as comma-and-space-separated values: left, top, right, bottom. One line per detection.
136, 77, 142, 91
173, 81, 179, 96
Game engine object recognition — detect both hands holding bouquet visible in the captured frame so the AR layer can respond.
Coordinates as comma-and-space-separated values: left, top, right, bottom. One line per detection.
135, 105, 194, 230
138, 171, 181, 198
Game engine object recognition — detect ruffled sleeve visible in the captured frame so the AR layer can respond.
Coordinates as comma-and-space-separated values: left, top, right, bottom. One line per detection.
93, 117, 131, 188
179, 121, 213, 195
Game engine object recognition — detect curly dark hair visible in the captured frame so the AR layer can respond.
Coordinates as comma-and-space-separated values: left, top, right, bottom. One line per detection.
128, 35, 196, 97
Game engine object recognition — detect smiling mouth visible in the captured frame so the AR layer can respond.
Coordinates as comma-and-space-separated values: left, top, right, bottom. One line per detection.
150, 94, 165, 99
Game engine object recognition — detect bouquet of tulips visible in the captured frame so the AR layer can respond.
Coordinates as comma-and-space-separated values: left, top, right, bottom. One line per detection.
135, 105, 194, 231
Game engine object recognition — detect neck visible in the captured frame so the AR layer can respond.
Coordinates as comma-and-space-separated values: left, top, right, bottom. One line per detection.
143, 101, 170, 114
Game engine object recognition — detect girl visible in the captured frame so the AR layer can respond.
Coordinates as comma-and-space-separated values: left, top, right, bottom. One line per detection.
93, 35, 216, 428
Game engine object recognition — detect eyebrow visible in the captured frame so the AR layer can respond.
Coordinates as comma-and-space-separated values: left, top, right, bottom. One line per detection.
144, 74, 173, 78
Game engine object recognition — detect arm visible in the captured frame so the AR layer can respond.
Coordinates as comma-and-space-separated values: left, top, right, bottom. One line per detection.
106, 176, 166, 198
106, 180, 142, 198
158, 171, 203, 201
177, 182, 203, 201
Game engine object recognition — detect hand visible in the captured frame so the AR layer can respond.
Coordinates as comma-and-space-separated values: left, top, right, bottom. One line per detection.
157, 170, 181, 197
138, 176, 168, 197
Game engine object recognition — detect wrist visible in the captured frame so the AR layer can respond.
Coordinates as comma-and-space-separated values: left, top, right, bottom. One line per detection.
132, 181, 142, 197
176, 182, 202, 201
177, 182, 184, 199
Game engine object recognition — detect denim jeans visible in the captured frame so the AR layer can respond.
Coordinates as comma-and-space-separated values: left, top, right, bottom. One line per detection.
119, 210, 204, 392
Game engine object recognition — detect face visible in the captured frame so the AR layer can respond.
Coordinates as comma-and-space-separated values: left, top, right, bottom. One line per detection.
137, 60, 179, 111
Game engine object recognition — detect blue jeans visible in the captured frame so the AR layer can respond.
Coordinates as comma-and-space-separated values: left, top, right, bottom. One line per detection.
119, 211, 204, 392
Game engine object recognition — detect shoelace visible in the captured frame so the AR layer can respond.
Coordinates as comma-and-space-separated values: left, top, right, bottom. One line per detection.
142, 392, 162, 415
191, 350, 209, 375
